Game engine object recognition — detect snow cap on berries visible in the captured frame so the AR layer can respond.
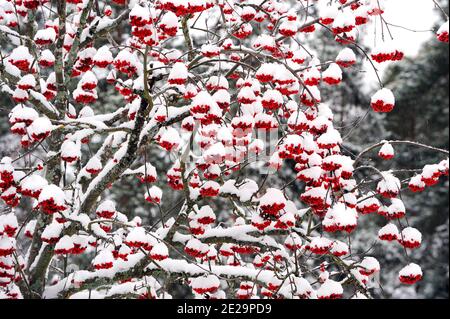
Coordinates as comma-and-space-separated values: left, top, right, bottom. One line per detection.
399, 263, 423, 285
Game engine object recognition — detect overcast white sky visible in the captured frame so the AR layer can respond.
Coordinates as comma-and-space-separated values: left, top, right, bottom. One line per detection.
367, 0, 439, 55
362, 0, 440, 87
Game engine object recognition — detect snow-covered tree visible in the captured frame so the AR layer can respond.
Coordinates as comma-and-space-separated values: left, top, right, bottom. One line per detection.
0, 0, 448, 299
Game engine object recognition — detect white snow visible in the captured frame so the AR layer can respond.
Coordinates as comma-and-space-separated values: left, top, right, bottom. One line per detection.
38, 185, 66, 206
371, 88, 395, 105
401, 227, 422, 244
378, 223, 400, 238
336, 48, 356, 65
316, 279, 343, 299
259, 188, 286, 208
28, 117, 54, 138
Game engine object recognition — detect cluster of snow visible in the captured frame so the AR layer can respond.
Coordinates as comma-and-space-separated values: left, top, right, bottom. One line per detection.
377, 172, 401, 198
371, 88, 396, 113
